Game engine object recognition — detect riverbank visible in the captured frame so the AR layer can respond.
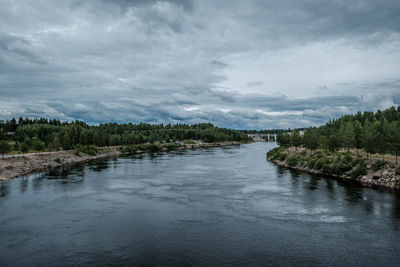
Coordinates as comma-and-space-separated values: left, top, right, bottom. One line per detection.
267, 147, 400, 189
0, 141, 246, 181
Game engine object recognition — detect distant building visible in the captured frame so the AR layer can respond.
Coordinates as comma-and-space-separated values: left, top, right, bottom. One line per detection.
7, 132, 15, 136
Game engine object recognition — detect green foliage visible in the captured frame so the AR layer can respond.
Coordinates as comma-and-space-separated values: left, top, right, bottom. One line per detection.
314, 157, 329, 170
327, 134, 340, 152
19, 142, 29, 155
5, 165, 14, 170
307, 158, 316, 169
350, 161, 367, 179
372, 160, 386, 171
75, 145, 98, 156
276, 133, 291, 148
54, 157, 61, 163
266, 147, 286, 161
0, 128, 5, 140
164, 143, 182, 151
303, 128, 319, 150
291, 131, 302, 147
31, 137, 45, 151
120, 144, 164, 154
273, 106, 400, 159
396, 166, 400, 175
1, 119, 249, 153
287, 155, 299, 166
0, 140, 11, 157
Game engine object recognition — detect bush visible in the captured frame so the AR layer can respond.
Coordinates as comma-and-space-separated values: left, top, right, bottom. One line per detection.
308, 159, 316, 169
287, 155, 299, 166
351, 157, 363, 166
314, 157, 329, 170
121, 143, 164, 154
54, 157, 61, 163
5, 165, 14, 170
350, 162, 367, 179
343, 153, 353, 163
75, 145, 97, 156
120, 145, 138, 153
165, 143, 181, 151
267, 147, 285, 160
372, 160, 386, 171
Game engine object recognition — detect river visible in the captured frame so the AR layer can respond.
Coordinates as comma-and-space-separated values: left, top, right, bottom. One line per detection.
1, 142, 400, 266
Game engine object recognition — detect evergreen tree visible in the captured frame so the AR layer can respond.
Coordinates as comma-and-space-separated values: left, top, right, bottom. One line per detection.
19, 142, 29, 156
303, 128, 319, 152
277, 133, 291, 148
62, 132, 72, 150
327, 134, 340, 152
0, 140, 11, 158
387, 121, 400, 164
342, 122, 355, 151
291, 131, 302, 148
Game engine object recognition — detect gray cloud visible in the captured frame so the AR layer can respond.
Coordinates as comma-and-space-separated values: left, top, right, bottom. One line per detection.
0, 0, 399, 129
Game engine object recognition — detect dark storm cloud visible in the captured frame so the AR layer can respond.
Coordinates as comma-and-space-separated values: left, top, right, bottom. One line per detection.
96, 0, 194, 12
0, 0, 399, 129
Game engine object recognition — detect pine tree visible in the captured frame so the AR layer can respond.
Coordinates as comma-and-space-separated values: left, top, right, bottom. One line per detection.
0, 140, 11, 158
62, 132, 72, 150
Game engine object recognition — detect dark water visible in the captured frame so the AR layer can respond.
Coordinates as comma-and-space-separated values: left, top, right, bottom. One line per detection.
1, 143, 400, 266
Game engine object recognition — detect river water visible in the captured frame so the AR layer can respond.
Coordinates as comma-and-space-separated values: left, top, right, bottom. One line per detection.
1, 142, 400, 266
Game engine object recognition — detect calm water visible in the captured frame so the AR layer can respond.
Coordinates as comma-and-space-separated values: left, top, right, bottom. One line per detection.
1, 142, 400, 266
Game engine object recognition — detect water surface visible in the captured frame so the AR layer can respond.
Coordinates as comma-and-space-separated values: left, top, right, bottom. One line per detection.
1, 143, 400, 266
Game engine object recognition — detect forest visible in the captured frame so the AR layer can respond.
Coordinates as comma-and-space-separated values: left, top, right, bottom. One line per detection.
0, 118, 250, 156
276, 106, 400, 163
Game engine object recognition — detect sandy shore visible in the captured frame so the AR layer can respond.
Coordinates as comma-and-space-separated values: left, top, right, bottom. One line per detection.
0, 141, 245, 181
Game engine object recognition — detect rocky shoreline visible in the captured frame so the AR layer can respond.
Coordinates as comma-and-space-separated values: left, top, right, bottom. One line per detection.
0, 141, 245, 181
267, 148, 400, 190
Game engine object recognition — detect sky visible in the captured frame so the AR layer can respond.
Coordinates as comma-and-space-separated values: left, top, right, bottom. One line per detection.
1, 0, 400, 129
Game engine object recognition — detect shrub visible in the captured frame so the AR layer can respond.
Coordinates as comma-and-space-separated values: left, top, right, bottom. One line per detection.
120, 145, 138, 153
351, 157, 363, 166
277, 152, 287, 161
343, 153, 353, 163
372, 160, 386, 171
350, 162, 367, 179
396, 166, 400, 176
165, 143, 181, 151
54, 157, 61, 163
75, 145, 98, 156
314, 157, 329, 170
322, 163, 333, 174
5, 165, 14, 170
267, 147, 285, 159
308, 159, 316, 169
287, 155, 299, 166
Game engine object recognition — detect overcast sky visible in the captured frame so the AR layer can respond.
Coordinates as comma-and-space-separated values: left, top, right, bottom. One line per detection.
1, 0, 400, 129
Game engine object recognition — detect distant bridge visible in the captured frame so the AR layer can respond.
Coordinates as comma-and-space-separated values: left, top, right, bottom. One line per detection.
247, 133, 277, 142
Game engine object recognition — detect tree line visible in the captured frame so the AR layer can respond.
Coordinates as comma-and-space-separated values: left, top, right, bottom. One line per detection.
0, 118, 250, 156
276, 106, 400, 163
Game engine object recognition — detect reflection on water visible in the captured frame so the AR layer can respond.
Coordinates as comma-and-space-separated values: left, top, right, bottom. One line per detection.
1, 143, 400, 266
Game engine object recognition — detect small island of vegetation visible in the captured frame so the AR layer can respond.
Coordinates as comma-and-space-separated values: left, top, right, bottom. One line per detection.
267, 106, 400, 189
